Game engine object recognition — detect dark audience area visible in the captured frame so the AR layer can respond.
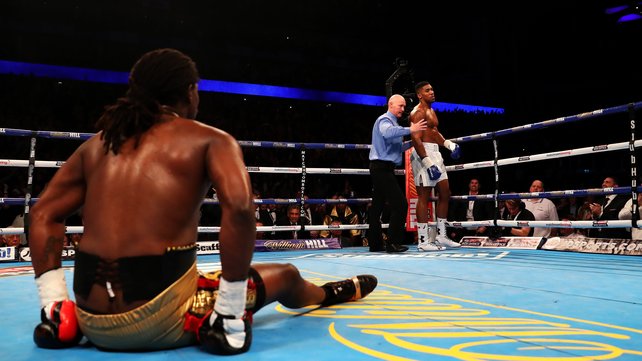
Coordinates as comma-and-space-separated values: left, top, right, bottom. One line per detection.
0, 74, 638, 245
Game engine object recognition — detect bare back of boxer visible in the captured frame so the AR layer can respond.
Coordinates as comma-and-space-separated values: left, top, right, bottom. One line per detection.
29, 49, 255, 315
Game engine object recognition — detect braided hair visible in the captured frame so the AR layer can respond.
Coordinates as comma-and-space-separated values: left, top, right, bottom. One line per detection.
96, 48, 199, 154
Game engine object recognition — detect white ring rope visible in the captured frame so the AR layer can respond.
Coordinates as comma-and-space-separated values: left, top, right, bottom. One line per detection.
1, 102, 641, 236
0, 223, 387, 235
444, 140, 638, 172
2, 218, 639, 236
0, 137, 638, 175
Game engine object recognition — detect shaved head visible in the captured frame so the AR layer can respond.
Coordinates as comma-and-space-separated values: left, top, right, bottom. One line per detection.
387, 94, 406, 118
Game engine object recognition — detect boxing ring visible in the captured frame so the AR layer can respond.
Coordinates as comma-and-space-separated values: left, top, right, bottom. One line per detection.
2, 101, 642, 360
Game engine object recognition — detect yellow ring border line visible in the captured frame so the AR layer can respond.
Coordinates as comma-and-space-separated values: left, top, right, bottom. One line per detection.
299, 269, 642, 335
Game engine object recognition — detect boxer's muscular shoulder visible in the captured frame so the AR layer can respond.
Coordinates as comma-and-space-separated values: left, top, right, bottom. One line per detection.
409, 106, 424, 122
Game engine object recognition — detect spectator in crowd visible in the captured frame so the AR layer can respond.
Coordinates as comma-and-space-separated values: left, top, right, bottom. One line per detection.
294, 195, 319, 239
558, 216, 587, 238
576, 195, 596, 221
0, 183, 23, 228
588, 176, 630, 239
311, 203, 329, 225
255, 220, 266, 240
7, 212, 28, 246
357, 201, 371, 246
1, 233, 21, 247
448, 178, 494, 241
556, 196, 581, 220
523, 179, 559, 239
199, 187, 222, 242
276, 204, 310, 239
501, 199, 536, 237
321, 193, 360, 244
256, 202, 275, 240
293, 192, 314, 224
618, 192, 642, 240
64, 209, 84, 247
324, 219, 353, 247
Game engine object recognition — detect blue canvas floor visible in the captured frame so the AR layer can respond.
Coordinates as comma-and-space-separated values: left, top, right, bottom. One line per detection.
2, 247, 642, 360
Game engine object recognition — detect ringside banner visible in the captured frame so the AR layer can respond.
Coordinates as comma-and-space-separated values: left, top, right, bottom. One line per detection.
2, 238, 343, 262
542, 237, 642, 256
460, 236, 543, 249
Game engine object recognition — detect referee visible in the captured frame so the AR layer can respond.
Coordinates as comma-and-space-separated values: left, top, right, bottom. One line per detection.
367, 94, 426, 252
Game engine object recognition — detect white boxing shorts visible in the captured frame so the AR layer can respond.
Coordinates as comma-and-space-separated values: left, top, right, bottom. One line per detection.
410, 142, 447, 187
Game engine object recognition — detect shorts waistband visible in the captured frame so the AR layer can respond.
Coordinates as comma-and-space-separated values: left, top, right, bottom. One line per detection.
423, 142, 440, 151
74, 246, 197, 305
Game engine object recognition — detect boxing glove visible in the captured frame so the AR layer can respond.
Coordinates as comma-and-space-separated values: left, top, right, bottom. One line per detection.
34, 300, 83, 349
198, 310, 252, 355
421, 157, 441, 180
197, 276, 251, 355
444, 140, 461, 159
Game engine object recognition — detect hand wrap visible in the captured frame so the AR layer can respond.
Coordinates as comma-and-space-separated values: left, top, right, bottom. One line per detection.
444, 140, 461, 159
196, 277, 252, 355
33, 269, 83, 349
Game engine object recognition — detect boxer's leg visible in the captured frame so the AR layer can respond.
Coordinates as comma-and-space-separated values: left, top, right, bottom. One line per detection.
252, 263, 377, 308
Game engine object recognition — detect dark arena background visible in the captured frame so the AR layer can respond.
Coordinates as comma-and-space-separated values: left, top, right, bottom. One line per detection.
1, 1, 642, 360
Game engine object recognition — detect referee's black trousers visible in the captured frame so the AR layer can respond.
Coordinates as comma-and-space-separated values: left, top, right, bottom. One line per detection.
368, 161, 407, 249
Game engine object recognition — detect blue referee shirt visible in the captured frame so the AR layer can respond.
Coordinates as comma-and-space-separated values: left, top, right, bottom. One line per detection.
368, 111, 411, 165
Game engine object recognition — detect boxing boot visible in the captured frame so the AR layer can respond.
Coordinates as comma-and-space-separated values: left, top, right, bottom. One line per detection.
418, 241, 443, 251
436, 235, 461, 248
321, 275, 378, 306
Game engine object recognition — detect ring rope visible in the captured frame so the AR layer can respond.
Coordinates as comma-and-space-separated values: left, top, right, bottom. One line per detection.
3, 217, 640, 237
1, 137, 638, 174
4, 140, 638, 175
2, 101, 641, 238
6, 184, 639, 207
0, 223, 386, 236
445, 140, 640, 173
451, 101, 642, 144
450, 186, 642, 201
1, 197, 376, 207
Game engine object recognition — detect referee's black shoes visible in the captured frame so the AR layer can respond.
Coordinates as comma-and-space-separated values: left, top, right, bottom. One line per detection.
385, 243, 408, 253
